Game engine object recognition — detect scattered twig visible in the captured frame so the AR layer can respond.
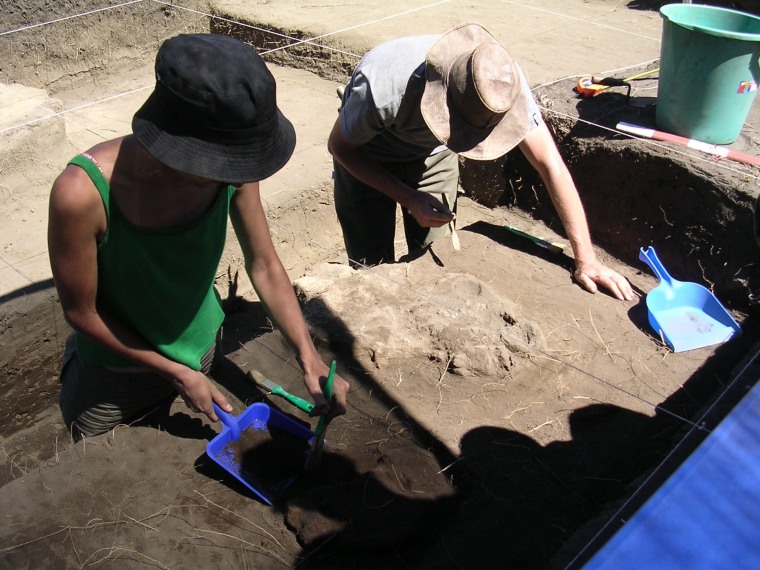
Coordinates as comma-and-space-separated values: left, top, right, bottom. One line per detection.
122, 513, 159, 532
659, 205, 674, 227
189, 529, 289, 566
386, 421, 411, 436
657, 329, 671, 355
193, 490, 284, 549
0, 528, 69, 553
437, 458, 464, 474
390, 463, 409, 493
435, 355, 454, 388
504, 404, 531, 419
698, 258, 715, 291
433, 357, 453, 412
384, 406, 402, 421
504, 401, 544, 420
588, 309, 616, 361
1, 446, 29, 476
79, 546, 171, 569
528, 417, 559, 433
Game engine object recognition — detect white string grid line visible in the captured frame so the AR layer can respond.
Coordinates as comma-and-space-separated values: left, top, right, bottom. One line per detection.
496, 0, 663, 42
151, 0, 452, 57
0, 0, 146, 36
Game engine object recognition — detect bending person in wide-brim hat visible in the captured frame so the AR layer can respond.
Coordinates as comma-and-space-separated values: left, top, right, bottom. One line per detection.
328, 22, 634, 301
49, 33, 349, 441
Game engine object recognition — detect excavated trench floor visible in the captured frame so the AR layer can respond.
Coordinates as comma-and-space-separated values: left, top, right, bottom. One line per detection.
2, 6, 760, 569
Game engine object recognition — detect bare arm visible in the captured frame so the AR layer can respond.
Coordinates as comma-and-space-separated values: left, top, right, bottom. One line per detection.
229, 182, 349, 417
327, 117, 453, 228
47, 164, 232, 421
518, 123, 634, 301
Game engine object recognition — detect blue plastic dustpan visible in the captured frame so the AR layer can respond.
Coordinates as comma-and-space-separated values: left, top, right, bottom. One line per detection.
206, 402, 315, 505
639, 246, 741, 352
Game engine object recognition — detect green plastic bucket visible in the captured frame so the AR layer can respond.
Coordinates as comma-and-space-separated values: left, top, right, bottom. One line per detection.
656, 4, 760, 144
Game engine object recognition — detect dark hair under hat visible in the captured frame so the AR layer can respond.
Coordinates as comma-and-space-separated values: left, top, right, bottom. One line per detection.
132, 33, 296, 184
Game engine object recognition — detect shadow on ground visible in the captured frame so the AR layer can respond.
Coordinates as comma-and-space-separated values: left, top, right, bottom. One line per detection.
197, 291, 759, 569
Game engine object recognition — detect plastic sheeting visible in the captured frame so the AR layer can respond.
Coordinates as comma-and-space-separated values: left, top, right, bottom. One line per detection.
584, 380, 760, 569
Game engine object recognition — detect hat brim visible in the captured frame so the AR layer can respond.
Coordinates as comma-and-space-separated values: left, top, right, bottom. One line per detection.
132, 91, 297, 184
421, 23, 530, 161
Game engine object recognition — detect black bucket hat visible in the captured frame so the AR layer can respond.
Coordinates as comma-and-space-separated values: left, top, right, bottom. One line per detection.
132, 34, 296, 184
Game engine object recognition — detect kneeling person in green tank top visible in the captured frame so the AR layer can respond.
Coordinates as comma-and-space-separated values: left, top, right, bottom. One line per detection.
48, 34, 349, 441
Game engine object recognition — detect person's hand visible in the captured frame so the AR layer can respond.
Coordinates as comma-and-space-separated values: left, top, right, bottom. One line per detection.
170, 367, 233, 421
574, 259, 635, 301
407, 191, 455, 228
302, 360, 349, 421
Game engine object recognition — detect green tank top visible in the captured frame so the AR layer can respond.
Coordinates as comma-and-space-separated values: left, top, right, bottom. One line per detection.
69, 154, 235, 370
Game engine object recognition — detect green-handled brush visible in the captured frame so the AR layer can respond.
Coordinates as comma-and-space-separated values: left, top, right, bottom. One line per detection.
505, 225, 565, 256
250, 369, 314, 414
304, 360, 335, 471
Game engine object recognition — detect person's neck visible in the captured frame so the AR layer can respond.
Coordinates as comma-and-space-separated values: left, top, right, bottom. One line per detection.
110, 136, 225, 229
128, 138, 221, 191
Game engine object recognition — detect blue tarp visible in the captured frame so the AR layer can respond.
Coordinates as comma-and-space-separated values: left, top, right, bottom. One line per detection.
583, 380, 760, 569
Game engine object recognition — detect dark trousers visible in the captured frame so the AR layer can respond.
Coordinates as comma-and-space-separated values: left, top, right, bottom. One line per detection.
59, 333, 219, 441
333, 149, 459, 268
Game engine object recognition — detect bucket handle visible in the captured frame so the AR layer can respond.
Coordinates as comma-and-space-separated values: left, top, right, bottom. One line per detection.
639, 246, 675, 286
213, 402, 241, 440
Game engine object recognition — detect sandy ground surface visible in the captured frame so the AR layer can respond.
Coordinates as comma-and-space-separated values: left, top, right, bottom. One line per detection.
1, 1, 759, 568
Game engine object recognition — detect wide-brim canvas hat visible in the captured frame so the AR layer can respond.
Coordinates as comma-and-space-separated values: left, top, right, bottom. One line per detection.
421, 23, 530, 161
132, 34, 296, 184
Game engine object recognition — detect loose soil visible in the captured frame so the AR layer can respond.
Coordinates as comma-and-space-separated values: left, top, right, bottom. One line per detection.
226, 423, 311, 496
2, 2, 760, 569
2, 187, 757, 568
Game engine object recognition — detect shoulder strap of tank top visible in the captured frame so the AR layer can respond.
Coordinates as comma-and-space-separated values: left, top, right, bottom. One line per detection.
68, 153, 110, 210
67, 153, 110, 239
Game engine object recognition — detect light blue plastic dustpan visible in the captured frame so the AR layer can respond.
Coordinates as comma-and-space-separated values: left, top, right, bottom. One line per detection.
639, 246, 740, 352
206, 402, 315, 505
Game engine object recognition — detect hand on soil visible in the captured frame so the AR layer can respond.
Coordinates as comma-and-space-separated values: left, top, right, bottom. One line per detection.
574, 261, 635, 301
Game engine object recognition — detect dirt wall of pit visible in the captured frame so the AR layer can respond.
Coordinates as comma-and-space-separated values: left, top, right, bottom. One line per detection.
459, 76, 760, 319
0, 0, 211, 92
